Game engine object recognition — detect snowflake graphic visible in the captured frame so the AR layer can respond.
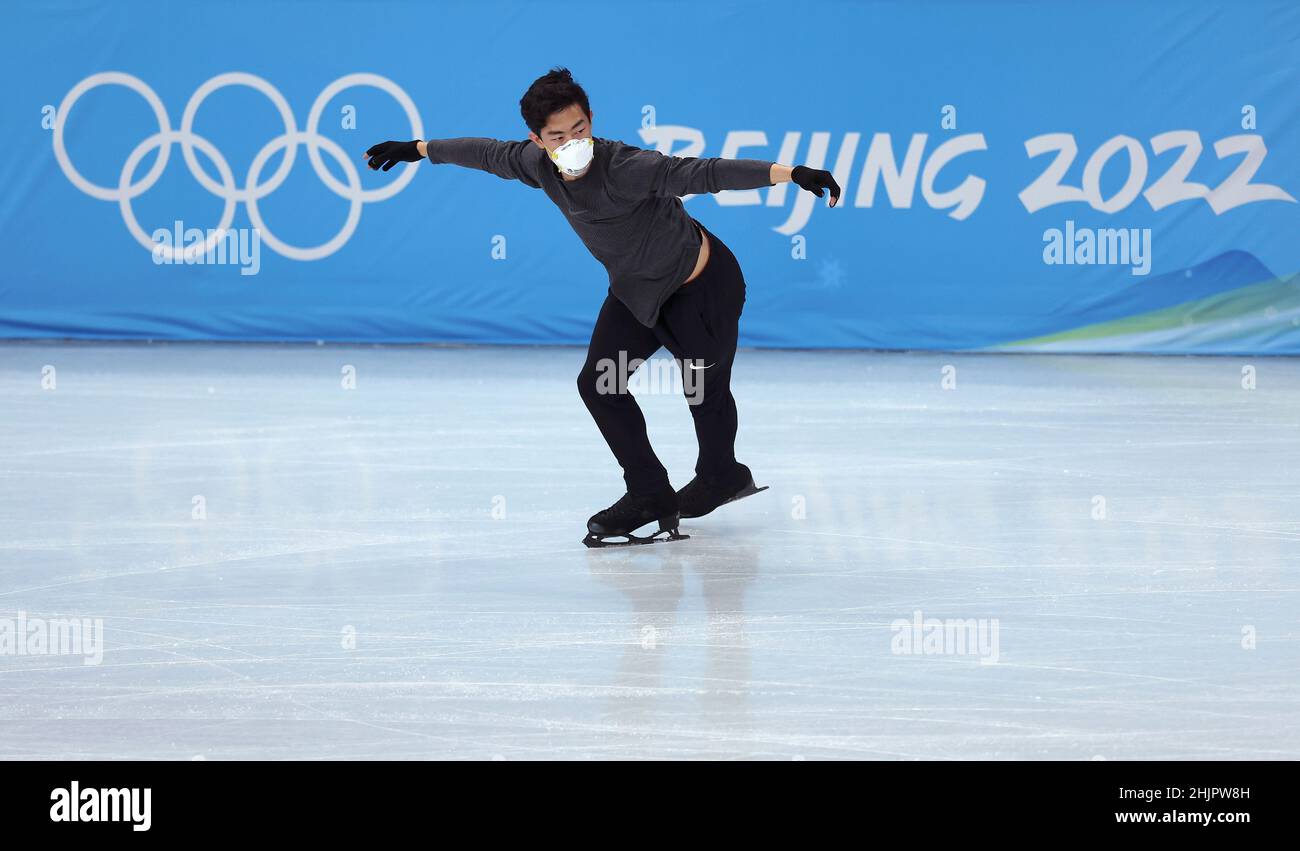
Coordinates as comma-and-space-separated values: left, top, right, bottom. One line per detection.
814, 257, 846, 290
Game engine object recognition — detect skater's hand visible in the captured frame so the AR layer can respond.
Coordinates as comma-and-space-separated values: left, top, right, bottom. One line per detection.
364, 140, 423, 172
791, 165, 841, 207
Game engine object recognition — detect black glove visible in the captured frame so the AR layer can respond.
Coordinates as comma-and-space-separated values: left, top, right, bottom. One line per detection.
365, 140, 423, 172
791, 165, 842, 207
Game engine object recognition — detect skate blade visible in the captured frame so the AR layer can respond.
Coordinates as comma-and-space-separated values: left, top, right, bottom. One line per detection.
724, 483, 769, 505
582, 528, 690, 549
680, 483, 769, 519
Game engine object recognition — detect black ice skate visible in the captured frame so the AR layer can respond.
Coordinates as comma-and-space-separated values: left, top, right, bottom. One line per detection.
583, 489, 689, 548
676, 463, 769, 519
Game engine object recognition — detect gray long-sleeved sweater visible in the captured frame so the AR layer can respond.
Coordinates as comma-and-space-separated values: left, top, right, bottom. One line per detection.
424, 136, 774, 327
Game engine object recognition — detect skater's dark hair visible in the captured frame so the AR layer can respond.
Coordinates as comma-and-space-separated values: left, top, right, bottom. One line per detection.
520, 67, 591, 135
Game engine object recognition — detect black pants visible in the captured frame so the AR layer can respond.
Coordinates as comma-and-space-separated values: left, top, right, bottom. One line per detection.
577, 218, 746, 495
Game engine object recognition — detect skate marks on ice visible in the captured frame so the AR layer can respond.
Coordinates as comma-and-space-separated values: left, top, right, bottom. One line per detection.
1, 343, 1298, 758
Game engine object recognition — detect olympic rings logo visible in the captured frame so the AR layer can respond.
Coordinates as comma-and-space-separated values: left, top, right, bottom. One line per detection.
52, 71, 423, 262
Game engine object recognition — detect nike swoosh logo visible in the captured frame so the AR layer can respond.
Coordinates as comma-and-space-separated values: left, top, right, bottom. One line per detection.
687, 362, 715, 370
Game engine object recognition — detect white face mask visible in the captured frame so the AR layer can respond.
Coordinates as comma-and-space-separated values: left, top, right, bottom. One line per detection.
549, 137, 594, 176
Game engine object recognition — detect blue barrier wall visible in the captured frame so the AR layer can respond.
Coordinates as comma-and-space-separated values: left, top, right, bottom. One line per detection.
3, 0, 1299, 353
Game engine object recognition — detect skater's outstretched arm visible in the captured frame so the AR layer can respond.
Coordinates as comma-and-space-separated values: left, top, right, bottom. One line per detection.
772, 164, 842, 207
608, 144, 840, 207
364, 138, 544, 188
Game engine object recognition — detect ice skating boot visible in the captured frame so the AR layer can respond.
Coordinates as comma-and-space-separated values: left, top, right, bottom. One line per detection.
583, 486, 689, 548
676, 463, 768, 519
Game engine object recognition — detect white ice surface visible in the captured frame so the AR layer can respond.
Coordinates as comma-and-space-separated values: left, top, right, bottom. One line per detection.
1, 342, 1297, 759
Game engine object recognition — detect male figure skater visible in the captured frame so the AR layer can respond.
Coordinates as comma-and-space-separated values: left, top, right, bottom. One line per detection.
365, 68, 840, 547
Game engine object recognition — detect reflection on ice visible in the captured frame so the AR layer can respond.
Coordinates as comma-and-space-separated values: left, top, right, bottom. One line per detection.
1, 342, 1297, 759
